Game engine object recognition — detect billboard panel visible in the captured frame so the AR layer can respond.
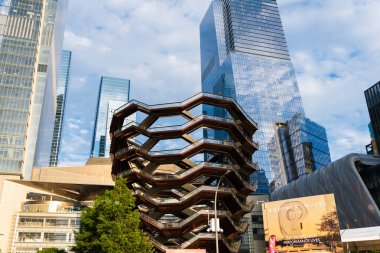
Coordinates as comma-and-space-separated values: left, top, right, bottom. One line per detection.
263, 194, 343, 252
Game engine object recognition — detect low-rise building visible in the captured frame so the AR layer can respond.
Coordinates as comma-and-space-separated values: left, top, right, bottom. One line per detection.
13, 199, 81, 252
240, 195, 268, 253
0, 158, 113, 253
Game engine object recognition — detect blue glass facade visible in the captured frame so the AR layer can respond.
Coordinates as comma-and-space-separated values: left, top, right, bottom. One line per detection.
91, 76, 130, 158
275, 114, 331, 185
32, 0, 68, 172
49, 50, 71, 166
366, 122, 377, 155
200, 0, 305, 193
0, 0, 67, 177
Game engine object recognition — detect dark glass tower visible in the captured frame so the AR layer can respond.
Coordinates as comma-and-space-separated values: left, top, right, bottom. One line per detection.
200, 0, 305, 193
49, 50, 72, 166
365, 81, 380, 156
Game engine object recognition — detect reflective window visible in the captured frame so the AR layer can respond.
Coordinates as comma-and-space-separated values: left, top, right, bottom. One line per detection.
49, 50, 71, 166
277, 114, 331, 183
200, 0, 306, 193
91, 76, 130, 158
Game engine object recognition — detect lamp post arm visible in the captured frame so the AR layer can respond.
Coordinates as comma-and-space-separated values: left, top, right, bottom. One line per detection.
215, 171, 229, 253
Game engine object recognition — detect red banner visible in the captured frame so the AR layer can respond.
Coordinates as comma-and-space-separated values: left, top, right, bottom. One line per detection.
269, 235, 276, 253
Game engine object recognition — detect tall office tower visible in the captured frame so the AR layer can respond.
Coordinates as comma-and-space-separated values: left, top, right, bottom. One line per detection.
200, 0, 305, 193
365, 81, 380, 156
91, 76, 130, 158
49, 50, 71, 166
0, 0, 68, 178
273, 114, 331, 187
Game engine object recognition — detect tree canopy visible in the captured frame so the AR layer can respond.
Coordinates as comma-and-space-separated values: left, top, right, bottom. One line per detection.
317, 211, 341, 241
72, 177, 154, 253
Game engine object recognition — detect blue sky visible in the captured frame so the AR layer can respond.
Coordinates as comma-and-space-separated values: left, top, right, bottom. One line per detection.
59, 0, 380, 166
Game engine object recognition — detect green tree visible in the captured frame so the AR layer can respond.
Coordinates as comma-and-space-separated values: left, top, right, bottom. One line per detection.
317, 211, 341, 252
317, 211, 341, 241
37, 249, 67, 253
72, 177, 154, 253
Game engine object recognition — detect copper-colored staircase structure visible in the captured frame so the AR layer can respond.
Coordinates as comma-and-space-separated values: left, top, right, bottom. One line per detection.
109, 93, 259, 253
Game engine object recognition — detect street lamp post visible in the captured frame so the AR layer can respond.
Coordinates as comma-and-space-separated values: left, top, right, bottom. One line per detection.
0, 233, 3, 253
214, 171, 229, 253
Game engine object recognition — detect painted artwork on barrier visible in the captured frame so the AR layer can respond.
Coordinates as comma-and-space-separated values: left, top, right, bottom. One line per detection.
262, 194, 343, 253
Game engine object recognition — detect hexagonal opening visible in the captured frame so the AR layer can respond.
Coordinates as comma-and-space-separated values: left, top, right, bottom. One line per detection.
188, 103, 233, 119
188, 152, 233, 165
151, 138, 190, 153
149, 115, 188, 129
188, 127, 232, 141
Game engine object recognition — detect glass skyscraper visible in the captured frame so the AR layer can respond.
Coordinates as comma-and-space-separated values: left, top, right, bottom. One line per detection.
49, 50, 71, 167
200, 0, 305, 193
274, 114, 331, 186
365, 81, 380, 156
0, 0, 67, 177
91, 76, 130, 158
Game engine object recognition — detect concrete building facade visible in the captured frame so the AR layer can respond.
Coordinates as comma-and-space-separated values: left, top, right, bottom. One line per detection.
0, 158, 113, 253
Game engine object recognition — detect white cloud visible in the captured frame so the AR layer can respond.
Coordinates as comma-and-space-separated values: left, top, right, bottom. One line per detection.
59, 115, 93, 166
66, 118, 83, 130
278, 0, 380, 159
80, 129, 89, 135
334, 130, 369, 149
64, 31, 93, 48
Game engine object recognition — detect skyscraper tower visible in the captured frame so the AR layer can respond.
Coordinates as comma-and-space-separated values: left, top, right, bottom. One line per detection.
0, 0, 68, 178
91, 76, 130, 158
365, 81, 380, 156
200, 0, 305, 193
49, 50, 72, 167
274, 114, 331, 186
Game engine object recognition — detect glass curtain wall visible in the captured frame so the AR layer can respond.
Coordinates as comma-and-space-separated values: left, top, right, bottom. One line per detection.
91, 76, 130, 158
30, 0, 68, 172
49, 50, 71, 166
276, 114, 331, 185
200, 0, 305, 193
0, 0, 67, 177
0, 0, 42, 174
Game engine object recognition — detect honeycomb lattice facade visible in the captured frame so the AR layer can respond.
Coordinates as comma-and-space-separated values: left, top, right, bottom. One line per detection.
109, 93, 259, 252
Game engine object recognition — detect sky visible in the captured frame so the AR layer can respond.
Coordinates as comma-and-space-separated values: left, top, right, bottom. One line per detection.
59, 0, 380, 166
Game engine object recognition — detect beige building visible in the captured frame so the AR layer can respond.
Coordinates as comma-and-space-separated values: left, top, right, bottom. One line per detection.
0, 158, 113, 253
